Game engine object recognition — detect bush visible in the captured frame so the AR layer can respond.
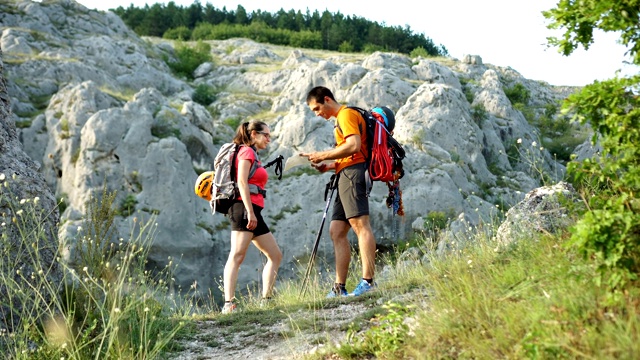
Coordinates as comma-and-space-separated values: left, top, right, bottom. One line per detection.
191, 23, 215, 40
289, 30, 322, 49
166, 40, 211, 80
423, 211, 449, 234
163, 26, 191, 40
504, 83, 531, 106
471, 104, 488, 126
410, 46, 430, 58
363, 43, 385, 53
119, 194, 138, 217
192, 83, 218, 106
566, 76, 640, 293
338, 40, 354, 53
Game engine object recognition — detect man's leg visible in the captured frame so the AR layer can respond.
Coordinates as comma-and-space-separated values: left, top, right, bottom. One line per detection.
349, 215, 376, 279
329, 219, 351, 284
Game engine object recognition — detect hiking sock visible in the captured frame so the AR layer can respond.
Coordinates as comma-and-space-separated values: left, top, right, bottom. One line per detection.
363, 278, 373, 285
333, 283, 346, 293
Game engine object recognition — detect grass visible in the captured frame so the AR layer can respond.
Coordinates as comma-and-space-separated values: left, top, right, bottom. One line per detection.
302, 229, 639, 359
1, 171, 638, 359
0, 180, 186, 359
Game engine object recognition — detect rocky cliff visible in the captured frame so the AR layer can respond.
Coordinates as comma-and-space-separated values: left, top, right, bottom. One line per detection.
0, 0, 575, 300
0, 45, 62, 331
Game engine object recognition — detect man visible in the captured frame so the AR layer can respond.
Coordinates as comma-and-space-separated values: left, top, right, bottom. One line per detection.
301, 86, 376, 297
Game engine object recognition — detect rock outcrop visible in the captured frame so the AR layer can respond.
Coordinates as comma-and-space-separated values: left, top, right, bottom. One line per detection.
495, 181, 578, 245
1, 0, 577, 301
0, 48, 62, 331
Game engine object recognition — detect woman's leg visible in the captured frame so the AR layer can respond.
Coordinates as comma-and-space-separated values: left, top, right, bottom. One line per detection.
252, 232, 282, 298
224, 230, 254, 302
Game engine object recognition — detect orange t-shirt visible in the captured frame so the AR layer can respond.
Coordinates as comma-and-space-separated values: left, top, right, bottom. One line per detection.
334, 106, 368, 174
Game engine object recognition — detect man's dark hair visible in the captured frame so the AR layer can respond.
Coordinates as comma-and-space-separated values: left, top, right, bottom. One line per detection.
306, 86, 335, 104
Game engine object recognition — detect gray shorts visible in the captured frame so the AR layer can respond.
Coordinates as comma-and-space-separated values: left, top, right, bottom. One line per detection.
332, 162, 369, 221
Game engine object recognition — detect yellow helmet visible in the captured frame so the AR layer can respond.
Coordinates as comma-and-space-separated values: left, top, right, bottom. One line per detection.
194, 171, 215, 201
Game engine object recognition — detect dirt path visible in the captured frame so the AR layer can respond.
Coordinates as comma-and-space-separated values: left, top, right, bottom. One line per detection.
171, 301, 373, 359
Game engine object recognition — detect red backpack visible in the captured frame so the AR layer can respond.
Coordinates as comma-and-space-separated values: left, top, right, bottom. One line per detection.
345, 106, 406, 215
347, 106, 405, 182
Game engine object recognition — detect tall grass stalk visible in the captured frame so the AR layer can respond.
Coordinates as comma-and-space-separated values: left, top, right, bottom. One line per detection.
0, 180, 185, 359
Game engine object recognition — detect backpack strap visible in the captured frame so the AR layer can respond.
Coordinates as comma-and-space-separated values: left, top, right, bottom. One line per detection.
235, 144, 267, 198
338, 106, 369, 160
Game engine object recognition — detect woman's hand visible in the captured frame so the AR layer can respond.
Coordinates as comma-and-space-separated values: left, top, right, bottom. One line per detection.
312, 163, 328, 172
246, 211, 257, 230
312, 162, 335, 173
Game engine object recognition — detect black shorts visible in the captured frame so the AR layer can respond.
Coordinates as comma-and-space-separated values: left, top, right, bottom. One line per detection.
228, 201, 270, 237
332, 162, 370, 221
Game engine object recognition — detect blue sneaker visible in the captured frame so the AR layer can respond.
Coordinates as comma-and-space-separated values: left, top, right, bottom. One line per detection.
326, 288, 348, 298
350, 279, 375, 296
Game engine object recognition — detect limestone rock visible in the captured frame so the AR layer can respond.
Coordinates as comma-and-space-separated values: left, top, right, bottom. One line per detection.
1, 0, 580, 300
495, 182, 577, 245
0, 49, 62, 332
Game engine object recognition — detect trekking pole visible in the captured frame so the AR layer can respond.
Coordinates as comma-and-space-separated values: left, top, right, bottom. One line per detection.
264, 155, 284, 180
300, 174, 338, 298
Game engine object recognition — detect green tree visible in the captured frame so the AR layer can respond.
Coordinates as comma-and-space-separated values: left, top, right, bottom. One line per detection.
203, 3, 225, 24
112, 3, 449, 56
544, 0, 640, 293
186, 1, 203, 28
135, 3, 167, 37
235, 4, 249, 25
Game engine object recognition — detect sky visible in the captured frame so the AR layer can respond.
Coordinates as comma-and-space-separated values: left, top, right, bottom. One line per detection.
77, 0, 638, 87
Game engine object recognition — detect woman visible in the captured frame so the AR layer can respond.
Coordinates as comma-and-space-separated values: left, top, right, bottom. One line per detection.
222, 121, 282, 314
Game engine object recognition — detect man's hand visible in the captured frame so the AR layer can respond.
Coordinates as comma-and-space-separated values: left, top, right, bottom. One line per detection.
300, 152, 334, 173
300, 151, 324, 164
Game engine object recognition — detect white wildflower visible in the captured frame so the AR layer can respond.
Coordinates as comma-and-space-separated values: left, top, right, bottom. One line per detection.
19, 199, 26, 204
517, 138, 522, 144
532, 141, 537, 147
34, 197, 40, 204
0, 173, 4, 181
